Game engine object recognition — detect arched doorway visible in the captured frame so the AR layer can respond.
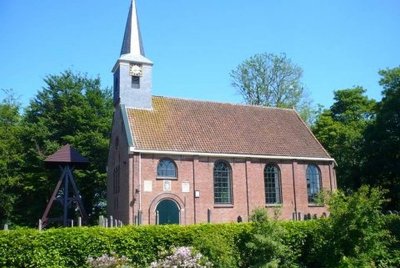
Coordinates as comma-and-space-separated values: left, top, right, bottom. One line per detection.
156, 199, 180, 225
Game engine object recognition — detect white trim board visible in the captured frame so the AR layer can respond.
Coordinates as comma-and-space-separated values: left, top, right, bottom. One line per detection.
129, 147, 336, 163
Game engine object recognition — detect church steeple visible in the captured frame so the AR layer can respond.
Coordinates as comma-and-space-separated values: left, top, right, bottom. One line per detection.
112, 0, 153, 109
120, 0, 144, 56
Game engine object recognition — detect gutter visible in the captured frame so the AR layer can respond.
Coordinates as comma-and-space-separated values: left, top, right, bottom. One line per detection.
128, 148, 336, 163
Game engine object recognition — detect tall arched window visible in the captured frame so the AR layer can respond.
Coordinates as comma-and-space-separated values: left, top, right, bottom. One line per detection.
214, 161, 232, 204
306, 164, 321, 203
264, 164, 282, 204
157, 159, 177, 178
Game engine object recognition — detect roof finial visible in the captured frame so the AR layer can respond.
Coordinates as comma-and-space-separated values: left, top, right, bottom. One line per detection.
120, 0, 145, 56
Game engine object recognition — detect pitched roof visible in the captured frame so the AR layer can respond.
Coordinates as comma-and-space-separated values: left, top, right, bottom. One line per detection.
126, 96, 332, 159
45, 144, 89, 167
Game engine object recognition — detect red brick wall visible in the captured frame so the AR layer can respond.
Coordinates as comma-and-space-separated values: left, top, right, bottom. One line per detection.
120, 154, 336, 225
107, 109, 132, 224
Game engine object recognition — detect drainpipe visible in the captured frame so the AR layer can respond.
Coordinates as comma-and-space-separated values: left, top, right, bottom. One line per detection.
138, 153, 142, 224
245, 160, 250, 219
292, 161, 298, 220
192, 158, 197, 224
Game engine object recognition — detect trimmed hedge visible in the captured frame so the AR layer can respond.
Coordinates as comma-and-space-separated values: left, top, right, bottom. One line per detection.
0, 215, 399, 268
0, 223, 251, 268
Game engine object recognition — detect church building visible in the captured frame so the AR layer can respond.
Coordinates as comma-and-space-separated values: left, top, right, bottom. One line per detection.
107, 0, 336, 225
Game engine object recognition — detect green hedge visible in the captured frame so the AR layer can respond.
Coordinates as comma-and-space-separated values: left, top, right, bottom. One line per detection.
0, 223, 251, 268
0, 215, 399, 268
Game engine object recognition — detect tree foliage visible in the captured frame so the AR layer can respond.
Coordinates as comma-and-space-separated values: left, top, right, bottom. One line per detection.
362, 66, 400, 211
0, 89, 23, 224
312, 87, 376, 189
230, 53, 313, 123
315, 186, 397, 267
243, 208, 298, 267
7, 70, 113, 226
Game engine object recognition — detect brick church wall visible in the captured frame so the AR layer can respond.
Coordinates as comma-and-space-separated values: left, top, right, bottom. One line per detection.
124, 154, 335, 225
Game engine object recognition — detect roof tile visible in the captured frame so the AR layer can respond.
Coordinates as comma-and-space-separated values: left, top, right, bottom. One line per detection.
126, 96, 331, 159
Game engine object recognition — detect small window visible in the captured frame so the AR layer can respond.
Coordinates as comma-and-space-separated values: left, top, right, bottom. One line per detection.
131, 76, 140, 89
306, 164, 321, 203
115, 137, 119, 150
264, 164, 282, 204
113, 69, 120, 104
157, 159, 177, 178
214, 161, 232, 204
113, 165, 120, 194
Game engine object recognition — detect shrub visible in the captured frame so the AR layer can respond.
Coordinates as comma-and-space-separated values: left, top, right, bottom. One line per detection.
241, 208, 298, 268
0, 190, 399, 267
87, 253, 131, 268
0, 224, 247, 267
314, 186, 397, 267
150, 246, 212, 267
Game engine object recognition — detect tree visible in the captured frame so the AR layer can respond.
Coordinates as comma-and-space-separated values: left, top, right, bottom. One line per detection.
15, 70, 113, 226
316, 186, 395, 267
362, 66, 400, 211
243, 208, 298, 267
0, 89, 23, 224
312, 87, 376, 189
230, 53, 313, 122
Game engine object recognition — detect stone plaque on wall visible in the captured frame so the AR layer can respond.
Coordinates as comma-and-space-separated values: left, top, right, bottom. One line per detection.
182, 182, 190, 193
143, 180, 152, 192
163, 180, 171, 192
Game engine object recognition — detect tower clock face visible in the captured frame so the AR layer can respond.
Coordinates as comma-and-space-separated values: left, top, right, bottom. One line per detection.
130, 65, 143, 77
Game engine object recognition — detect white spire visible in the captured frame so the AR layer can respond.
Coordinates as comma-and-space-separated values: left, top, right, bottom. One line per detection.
112, 0, 153, 109
119, 0, 151, 64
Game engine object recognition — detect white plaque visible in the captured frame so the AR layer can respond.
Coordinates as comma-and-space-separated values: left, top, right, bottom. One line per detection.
163, 180, 171, 191
143, 180, 152, 192
182, 182, 190, 193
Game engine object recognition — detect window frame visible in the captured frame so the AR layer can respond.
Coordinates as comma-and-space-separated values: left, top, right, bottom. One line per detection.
156, 158, 178, 179
131, 76, 140, 89
264, 163, 282, 205
306, 164, 322, 204
213, 160, 233, 205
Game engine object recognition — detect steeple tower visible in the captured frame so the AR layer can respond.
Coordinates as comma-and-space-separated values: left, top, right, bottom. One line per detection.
112, 0, 153, 109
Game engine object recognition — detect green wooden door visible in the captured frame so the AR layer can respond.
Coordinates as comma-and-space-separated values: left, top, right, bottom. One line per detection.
156, 199, 179, 225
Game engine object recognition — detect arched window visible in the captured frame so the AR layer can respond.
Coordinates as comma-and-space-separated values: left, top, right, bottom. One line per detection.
157, 159, 177, 178
306, 164, 321, 203
214, 161, 232, 204
264, 164, 282, 204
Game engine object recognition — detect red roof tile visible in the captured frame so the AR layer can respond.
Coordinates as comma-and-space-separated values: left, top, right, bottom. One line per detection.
126, 97, 332, 159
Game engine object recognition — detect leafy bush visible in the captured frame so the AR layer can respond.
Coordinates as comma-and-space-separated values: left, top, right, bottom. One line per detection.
0, 224, 248, 267
1, 188, 399, 267
306, 186, 399, 267
150, 246, 212, 267
87, 253, 131, 268
241, 208, 298, 268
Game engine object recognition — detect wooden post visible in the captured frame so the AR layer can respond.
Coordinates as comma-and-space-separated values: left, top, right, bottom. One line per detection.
78, 217, 82, 227
70, 219, 74, 227
207, 208, 211, 223
63, 168, 69, 226
105, 218, 109, 228
38, 219, 42, 231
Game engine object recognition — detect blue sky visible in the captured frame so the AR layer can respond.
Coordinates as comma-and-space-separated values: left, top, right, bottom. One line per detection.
1, 0, 399, 109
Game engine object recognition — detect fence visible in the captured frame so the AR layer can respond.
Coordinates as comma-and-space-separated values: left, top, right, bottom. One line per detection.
2, 215, 123, 231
